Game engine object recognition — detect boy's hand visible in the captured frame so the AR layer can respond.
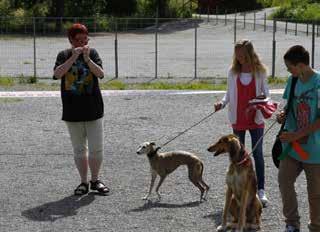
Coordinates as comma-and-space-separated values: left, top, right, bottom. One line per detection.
276, 110, 286, 124
279, 131, 304, 143
214, 102, 223, 112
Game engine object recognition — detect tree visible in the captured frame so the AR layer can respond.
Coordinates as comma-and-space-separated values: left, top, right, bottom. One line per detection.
103, 0, 137, 16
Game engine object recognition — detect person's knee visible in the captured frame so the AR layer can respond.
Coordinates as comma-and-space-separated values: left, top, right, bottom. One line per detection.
89, 149, 103, 162
73, 147, 87, 159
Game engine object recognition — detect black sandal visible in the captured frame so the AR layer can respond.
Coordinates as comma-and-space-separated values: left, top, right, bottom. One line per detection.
90, 180, 110, 195
74, 183, 89, 196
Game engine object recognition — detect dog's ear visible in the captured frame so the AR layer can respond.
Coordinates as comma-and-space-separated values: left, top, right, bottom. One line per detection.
229, 141, 237, 156
150, 142, 156, 146
229, 138, 240, 156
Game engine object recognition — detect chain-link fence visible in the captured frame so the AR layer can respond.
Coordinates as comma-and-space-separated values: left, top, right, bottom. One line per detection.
1, 14, 320, 80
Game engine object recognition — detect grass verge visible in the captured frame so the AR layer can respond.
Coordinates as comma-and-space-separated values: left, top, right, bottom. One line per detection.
0, 76, 287, 91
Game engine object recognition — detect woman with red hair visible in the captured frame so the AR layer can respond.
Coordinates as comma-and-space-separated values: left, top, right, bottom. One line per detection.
53, 23, 109, 195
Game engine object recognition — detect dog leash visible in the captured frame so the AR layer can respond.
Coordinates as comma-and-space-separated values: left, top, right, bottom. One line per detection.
248, 119, 278, 156
160, 111, 218, 148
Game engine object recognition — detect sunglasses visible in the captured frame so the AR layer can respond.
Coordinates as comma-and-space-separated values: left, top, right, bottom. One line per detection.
73, 37, 90, 43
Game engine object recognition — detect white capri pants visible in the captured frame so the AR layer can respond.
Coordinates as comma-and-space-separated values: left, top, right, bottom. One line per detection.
65, 117, 104, 162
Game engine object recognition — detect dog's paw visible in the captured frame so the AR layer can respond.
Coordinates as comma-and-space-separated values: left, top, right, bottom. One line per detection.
156, 192, 161, 201
216, 225, 227, 232
142, 195, 150, 200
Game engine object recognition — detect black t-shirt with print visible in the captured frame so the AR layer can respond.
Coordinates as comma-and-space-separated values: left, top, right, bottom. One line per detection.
53, 48, 104, 122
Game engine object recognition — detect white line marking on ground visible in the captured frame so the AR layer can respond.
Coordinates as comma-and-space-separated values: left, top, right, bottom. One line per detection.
0, 89, 284, 98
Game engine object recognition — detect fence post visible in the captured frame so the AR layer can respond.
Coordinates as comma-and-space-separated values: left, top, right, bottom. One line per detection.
194, 21, 197, 79
285, 20, 288, 34
155, 17, 158, 79
60, 17, 63, 33
207, 5, 210, 23
272, 19, 276, 78
94, 16, 97, 33
295, 22, 297, 36
225, 10, 227, 26
253, 11, 256, 31
114, 18, 118, 78
312, 22, 315, 68
234, 11, 237, 44
216, 6, 218, 25
264, 12, 266, 32
243, 12, 246, 29
33, 17, 37, 79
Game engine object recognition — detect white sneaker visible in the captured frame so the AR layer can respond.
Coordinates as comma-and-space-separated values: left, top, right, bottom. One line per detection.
258, 189, 269, 207
284, 225, 300, 232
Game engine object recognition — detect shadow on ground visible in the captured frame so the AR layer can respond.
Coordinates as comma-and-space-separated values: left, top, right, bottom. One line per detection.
128, 200, 201, 213
203, 210, 222, 226
21, 193, 95, 222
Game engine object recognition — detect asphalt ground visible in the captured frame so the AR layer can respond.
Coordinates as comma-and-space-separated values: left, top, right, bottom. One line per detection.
0, 91, 312, 232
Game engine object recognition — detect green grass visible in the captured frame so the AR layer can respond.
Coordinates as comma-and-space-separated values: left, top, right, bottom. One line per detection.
0, 77, 15, 86
100, 80, 227, 90
0, 76, 287, 91
268, 76, 288, 85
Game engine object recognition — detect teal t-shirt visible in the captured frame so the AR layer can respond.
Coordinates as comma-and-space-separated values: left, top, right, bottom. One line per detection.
282, 72, 320, 164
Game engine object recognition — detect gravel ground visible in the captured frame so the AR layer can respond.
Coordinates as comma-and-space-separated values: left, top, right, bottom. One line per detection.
0, 91, 312, 232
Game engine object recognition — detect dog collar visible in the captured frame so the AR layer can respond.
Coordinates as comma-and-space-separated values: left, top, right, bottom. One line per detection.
236, 150, 251, 166
147, 147, 161, 158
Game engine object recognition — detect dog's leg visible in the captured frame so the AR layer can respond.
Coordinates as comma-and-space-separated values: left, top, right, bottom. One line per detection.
143, 170, 157, 200
190, 179, 205, 202
199, 179, 210, 200
217, 186, 233, 232
237, 189, 249, 232
253, 196, 262, 230
155, 175, 167, 201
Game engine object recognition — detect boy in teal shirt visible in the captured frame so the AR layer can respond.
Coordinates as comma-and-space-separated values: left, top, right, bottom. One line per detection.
277, 45, 320, 232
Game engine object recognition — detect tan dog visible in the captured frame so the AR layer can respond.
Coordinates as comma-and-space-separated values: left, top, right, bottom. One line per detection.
207, 134, 262, 232
137, 142, 209, 202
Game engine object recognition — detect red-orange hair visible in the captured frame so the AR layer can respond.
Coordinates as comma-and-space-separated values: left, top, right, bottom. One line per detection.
67, 23, 88, 42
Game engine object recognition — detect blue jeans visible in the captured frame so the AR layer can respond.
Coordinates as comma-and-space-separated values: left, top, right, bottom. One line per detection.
233, 128, 265, 190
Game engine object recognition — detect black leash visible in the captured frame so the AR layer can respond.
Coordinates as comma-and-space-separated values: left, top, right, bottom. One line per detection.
160, 111, 217, 148
248, 118, 278, 156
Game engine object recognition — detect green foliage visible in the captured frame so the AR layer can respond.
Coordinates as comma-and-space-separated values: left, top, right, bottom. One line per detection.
217, 0, 263, 12
103, 0, 137, 16
0, 76, 14, 86
64, 0, 106, 17
257, 0, 274, 7
18, 75, 37, 84
271, 0, 320, 22
135, 0, 195, 18
0, 0, 11, 15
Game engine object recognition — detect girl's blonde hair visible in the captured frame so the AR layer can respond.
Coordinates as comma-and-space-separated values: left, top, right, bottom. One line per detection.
231, 39, 267, 76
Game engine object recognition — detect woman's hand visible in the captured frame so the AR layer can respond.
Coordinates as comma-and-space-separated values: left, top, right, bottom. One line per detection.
276, 110, 286, 124
214, 102, 223, 112
72, 47, 83, 58
83, 45, 90, 63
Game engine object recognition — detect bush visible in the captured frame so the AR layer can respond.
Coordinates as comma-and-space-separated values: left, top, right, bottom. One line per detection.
271, 1, 320, 22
